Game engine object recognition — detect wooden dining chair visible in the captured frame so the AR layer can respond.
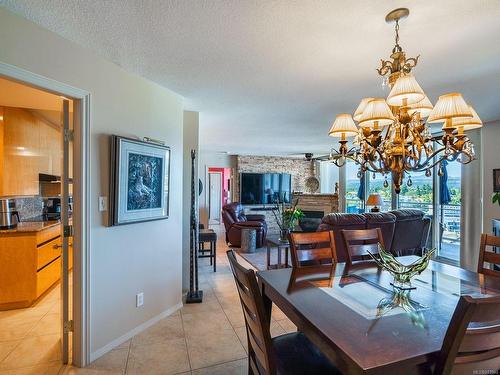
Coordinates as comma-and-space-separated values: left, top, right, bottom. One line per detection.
226, 250, 341, 375
433, 294, 500, 375
341, 228, 385, 264
477, 233, 500, 277
288, 231, 337, 268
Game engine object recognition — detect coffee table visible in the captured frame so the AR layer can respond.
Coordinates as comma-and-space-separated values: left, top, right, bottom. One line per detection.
266, 236, 290, 270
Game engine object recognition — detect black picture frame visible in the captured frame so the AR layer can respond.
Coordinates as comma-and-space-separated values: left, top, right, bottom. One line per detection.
109, 135, 171, 226
494, 169, 500, 192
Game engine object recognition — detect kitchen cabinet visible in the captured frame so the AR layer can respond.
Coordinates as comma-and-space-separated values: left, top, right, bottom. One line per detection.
0, 106, 63, 196
0, 222, 71, 310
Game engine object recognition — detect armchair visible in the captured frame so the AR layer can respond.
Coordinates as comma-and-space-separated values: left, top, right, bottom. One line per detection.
221, 203, 267, 248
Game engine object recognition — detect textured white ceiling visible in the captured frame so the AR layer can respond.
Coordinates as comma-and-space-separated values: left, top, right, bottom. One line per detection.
2, 0, 500, 155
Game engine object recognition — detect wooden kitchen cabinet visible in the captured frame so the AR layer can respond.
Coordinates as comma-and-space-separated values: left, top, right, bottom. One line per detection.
0, 106, 63, 196
0, 222, 70, 310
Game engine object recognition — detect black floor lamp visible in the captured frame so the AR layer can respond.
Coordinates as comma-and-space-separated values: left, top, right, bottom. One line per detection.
186, 149, 203, 303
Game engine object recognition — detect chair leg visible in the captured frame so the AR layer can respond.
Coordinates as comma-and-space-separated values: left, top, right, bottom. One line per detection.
209, 241, 213, 266
213, 240, 216, 272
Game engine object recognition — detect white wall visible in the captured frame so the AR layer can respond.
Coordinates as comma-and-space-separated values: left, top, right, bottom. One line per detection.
0, 8, 186, 357
482, 120, 500, 233
182, 111, 199, 290
198, 150, 236, 228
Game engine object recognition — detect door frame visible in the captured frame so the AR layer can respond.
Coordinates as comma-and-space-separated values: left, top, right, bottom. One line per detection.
208, 171, 223, 224
0, 61, 91, 367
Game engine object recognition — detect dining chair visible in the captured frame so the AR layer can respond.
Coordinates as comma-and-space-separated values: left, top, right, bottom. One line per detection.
477, 233, 500, 277
288, 231, 337, 268
226, 250, 341, 375
433, 294, 500, 375
341, 228, 385, 264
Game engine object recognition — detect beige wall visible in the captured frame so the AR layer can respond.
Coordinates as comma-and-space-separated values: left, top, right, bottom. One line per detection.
0, 8, 185, 358
482, 120, 500, 233
182, 111, 199, 290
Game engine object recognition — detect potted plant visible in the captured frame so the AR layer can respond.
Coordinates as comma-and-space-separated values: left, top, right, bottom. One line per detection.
272, 199, 305, 242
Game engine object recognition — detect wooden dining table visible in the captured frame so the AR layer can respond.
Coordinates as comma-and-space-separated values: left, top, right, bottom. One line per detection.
256, 257, 500, 375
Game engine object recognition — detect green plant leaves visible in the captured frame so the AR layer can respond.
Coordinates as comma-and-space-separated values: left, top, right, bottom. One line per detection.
493, 192, 500, 206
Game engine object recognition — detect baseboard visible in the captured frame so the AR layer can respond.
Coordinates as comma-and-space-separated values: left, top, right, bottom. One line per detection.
89, 301, 183, 363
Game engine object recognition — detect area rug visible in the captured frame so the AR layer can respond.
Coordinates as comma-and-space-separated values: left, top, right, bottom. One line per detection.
235, 246, 291, 271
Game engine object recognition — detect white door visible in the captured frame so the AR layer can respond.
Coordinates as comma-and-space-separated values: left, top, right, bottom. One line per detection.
60, 99, 72, 363
208, 172, 222, 224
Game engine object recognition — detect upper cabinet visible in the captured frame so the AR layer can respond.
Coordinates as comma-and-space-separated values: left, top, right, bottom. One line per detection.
0, 106, 63, 196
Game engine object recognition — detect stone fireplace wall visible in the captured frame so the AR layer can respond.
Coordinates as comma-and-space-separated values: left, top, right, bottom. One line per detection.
235, 155, 318, 201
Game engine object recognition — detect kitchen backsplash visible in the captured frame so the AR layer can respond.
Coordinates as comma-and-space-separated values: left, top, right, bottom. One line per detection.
14, 196, 44, 221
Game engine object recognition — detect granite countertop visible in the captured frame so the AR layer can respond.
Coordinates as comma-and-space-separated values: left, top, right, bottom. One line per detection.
0, 220, 61, 234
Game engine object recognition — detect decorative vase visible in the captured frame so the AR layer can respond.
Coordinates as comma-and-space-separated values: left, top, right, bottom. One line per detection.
279, 228, 290, 242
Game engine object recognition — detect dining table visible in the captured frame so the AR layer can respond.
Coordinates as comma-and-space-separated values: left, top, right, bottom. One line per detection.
256, 257, 500, 375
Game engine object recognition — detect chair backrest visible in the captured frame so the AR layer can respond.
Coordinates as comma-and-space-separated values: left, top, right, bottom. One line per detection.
389, 209, 430, 256
289, 231, 337, 268
341, 228, 385, 264
226, 250, 275, 375
478, 233, 500, 277
434, 294, 500, 375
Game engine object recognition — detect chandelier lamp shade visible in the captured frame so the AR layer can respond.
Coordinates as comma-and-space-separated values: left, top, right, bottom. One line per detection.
328, 8, 481, 193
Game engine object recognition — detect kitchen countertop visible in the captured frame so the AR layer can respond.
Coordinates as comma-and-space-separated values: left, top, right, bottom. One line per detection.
0, 220, 60, 234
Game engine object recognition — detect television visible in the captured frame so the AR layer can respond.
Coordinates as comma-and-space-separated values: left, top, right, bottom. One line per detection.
240, 173, 292, 205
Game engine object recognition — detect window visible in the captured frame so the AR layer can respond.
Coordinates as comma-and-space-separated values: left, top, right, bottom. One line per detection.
437, 161, 461, 262
345, 160, 363, 213
366, 172, 392, 212
398, 170, 433, 216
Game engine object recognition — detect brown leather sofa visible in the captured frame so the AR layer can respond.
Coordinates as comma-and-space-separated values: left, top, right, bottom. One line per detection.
222, 203, 268, 248
317, 209, 431, 262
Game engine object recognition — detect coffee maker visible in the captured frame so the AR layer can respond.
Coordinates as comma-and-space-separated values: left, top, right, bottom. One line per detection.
0, 198, 20, 229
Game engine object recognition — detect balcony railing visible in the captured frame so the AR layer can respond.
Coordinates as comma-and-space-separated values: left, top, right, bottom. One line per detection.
345, 197, 461, 261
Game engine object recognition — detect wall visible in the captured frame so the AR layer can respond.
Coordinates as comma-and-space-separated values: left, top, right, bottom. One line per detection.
235, 155, 318, 201
182, 111, 199, 291
482, 120, 500, 234
0, 8, 186, 358
198, 150, 236, 228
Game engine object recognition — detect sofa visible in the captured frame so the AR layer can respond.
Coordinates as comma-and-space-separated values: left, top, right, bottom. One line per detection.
221, 203, 268, 248
317, 209, 431, 262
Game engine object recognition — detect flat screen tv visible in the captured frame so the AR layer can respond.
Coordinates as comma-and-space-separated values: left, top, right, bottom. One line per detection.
240, 173, 292, 205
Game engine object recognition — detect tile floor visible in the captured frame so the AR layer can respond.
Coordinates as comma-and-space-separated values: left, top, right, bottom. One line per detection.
0, 224, 295, 374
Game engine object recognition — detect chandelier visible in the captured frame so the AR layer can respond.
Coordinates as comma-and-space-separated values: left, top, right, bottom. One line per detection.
328, 8, 482, 193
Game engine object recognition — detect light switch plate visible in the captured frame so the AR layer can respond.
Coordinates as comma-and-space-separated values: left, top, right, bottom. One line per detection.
98, 196, 108, 212
136, 292, 144, 307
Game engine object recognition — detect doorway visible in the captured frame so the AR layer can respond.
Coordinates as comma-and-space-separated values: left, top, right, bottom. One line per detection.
208, 171, 222, 224
0, 62, 90, 368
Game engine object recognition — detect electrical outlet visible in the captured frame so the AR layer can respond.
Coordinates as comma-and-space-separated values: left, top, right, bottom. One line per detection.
136, 292, 144, 307
98, 196, 108, 212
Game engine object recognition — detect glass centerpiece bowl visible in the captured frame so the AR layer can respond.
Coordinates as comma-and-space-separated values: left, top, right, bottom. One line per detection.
368, 244, 436, 290
272, 199, 304, 242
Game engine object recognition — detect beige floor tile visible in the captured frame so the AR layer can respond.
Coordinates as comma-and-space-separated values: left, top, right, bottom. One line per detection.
182, 310, 232, 336
233, 326, 247, 353
131, 314, 184, 347
62, 366, 121, 375
0, 334, 61, 370
28, 313, 60, 337
86, 347, 128, 374
222, 307, 245, 329
0, 317, 41, 342
0, 308, 46, 323
0, 360, 62, 375
186, 328, 246, 370
277, 318, 297, 334
270, 320, 285, 338
271, 306, 287, 321
191, 358, 247, 375
113, 340, 130, 351
126, 338, 189, 375
0, 340, 19, 363
181, 300, 222, 316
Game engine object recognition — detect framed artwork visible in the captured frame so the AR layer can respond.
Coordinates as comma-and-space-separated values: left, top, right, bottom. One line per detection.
494, 169, 500, 192
109, 135, 170, 226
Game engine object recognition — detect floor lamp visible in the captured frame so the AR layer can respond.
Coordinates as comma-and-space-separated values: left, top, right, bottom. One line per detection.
186, 149, 203, 303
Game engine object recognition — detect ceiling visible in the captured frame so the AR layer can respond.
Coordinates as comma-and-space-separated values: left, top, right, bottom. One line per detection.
2, 0, 500, 156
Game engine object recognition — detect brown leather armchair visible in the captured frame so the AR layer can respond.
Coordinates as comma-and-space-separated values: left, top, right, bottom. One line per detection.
222, 203, 267, 248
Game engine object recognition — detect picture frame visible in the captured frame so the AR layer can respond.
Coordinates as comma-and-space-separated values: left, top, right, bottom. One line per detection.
494, 169, 500, 193
109, 135, 171, 226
